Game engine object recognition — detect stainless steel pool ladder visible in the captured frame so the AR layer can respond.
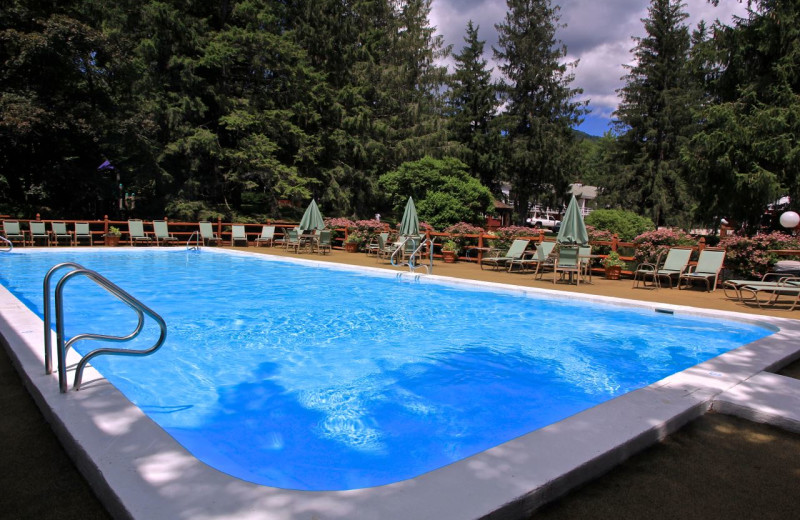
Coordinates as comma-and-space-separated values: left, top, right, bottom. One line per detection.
186, 231, 201, 250
390, 236, 435, 274
43, 263, 167, 392
0, 235, 12, 252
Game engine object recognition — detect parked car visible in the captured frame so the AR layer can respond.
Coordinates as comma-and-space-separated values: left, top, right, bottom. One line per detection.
526, 214, 561, 229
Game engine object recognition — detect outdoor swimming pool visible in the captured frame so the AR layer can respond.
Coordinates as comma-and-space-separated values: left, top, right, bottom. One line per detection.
0, 249, 774, 491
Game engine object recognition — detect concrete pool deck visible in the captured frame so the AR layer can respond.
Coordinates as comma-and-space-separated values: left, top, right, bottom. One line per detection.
2, 246, 800, 519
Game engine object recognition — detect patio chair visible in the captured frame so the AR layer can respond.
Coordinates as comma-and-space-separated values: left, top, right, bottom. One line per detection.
2, 221, 26, 247
317, 230, 332, 255
284, 228, 301, 252
531, 241, 557, 279
738, 280, 800, 311
579, 245, 593, 283
153, 220, 178, 246
633, 247, 693, 289
51, 222, 72, 246
366, 232, 390, 257
553, 246, 583, 285
74, 223, 93, 246
255, 226, 275, 247
724, 275, 800, 303
29, 221, 50, 246
678, 248, 726, 291
231, 225, 248, 246
128, 219, 153, 246
480, 239, 530, 271
199, 221, 220, 246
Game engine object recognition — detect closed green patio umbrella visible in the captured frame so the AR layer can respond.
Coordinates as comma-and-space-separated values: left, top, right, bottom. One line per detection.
399, 196, 420, 236
556, 195, 589, 246
299, 199, 325, 232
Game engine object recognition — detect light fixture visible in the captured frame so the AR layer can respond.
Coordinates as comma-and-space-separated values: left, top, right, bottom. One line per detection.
779, 211, 800, 229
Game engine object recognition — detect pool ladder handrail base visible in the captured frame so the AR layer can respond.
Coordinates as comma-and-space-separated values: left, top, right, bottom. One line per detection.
390, 236, 435, 274
0, 235, 12, 252
43, 263, 167, 392
186, 231, 201, 250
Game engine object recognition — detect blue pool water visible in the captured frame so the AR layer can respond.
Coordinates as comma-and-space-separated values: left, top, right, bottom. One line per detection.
0, 249, 773, 490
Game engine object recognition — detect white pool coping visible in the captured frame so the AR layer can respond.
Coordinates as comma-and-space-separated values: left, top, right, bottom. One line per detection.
2, 246, 800, 520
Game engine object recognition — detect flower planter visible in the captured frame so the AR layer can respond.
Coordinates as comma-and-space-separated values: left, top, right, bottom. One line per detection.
344, 242, 360, 253
604, 266, 622, 280
442, 250, 457, 263
104, 235, 121, 247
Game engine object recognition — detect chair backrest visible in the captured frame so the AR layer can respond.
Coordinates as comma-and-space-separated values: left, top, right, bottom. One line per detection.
535, 241, 555, 261
199, 221, 216, 238
260, 225, 275, 239
153, 220, 170, 238
506, 239, 530, 259
556, 246, 580, 267
232, 225, 246, 240
661, 248, 692, 272
319, 230, 331, 246
695, 248, 726, 275
52, 222, 68, 235
579, 245, 592, 258
376, 234, 386, 250
287, 229, 299, 242
30, 221, 46, 235
3, 221, 21, 235
75, 222, 90, 235
128, 219, 145, 237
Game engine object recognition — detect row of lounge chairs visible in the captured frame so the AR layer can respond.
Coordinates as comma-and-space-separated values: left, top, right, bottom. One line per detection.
632, 247, 726, 291
479, 239, 592, 285
2, 220, 94, 247
723, 274, 800, 311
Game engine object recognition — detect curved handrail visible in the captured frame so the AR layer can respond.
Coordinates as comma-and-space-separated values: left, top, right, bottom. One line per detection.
47, 264, 167, 392
390, 236, 417, 268
410, 237, 436, 274
0, 235, 12, 252
186, 230, 201, 250
43, 262, 85, 375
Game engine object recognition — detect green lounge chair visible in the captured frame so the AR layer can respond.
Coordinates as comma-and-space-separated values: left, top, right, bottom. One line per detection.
2, 221, 26, 246
725, 275, 800, 303
678, 248, 726, 291
554, 245, 582, 285
199, 221, 220, 246
255, 226, 275, 247
128, 219, 153, 245
153, 220, 178, 246
29, 221, 50, 246
51, 222, 72, 246
317, 230, 332, 255
231, 225, 248, 246
74, 222, 93, 246
633, 247, 693, 289
480, 239, 530, 271
579, 245, 593, 283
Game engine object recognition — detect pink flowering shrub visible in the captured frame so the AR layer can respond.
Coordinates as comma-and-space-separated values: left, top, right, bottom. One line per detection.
444, 222, 485, 252
324, 217, 355, 229
489, 225, 539, 251
632, 228, 696, 264
720, 232, 800, 278
586, 225, 615, 256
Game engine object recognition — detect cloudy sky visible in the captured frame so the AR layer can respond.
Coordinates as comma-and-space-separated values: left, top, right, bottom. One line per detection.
430, 0, 749, 135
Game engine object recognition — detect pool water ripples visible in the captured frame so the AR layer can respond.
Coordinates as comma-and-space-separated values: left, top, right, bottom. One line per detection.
0, 249, 773, 490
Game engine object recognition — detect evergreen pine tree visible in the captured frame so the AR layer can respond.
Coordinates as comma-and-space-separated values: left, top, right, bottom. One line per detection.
447, 21, 501, 192
610, 0, 696, 227
494, 0, 586, 223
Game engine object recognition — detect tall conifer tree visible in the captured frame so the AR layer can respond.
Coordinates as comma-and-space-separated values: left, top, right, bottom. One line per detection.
448, 21, 501, 192
494, 0, 585, 222
610, 0, 695, 227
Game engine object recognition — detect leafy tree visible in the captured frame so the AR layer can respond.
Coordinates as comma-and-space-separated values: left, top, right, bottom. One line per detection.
609, 0, 696, 228
493, 0, 586, 223
378, 156, 493, 229
684, 0, 800, 232
584, 209, 654, 241
447, 21, 501, 192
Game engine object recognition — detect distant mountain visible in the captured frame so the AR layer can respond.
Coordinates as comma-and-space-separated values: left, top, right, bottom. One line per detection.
573, 129, 601, 142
